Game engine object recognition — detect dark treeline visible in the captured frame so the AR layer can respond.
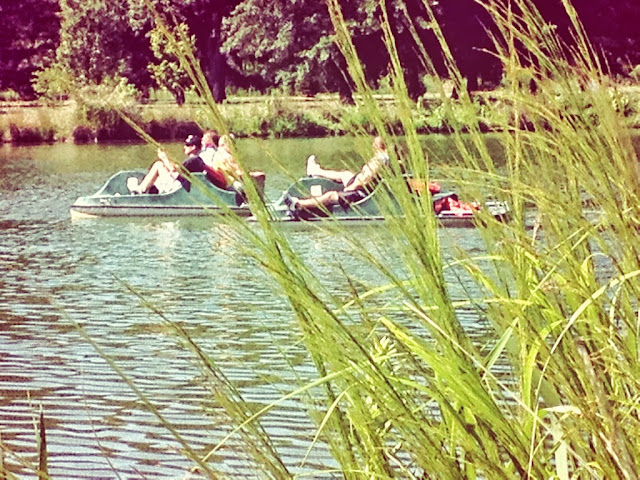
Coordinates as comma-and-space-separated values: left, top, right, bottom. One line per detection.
1, 0, 640, 103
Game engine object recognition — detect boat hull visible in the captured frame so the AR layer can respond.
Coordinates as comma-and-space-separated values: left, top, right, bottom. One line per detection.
70, 170, 252, 219
264, 177, 509, 227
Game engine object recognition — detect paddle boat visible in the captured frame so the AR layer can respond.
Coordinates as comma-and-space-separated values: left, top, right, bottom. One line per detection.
70, 170, 508, 226
69, 170, 253, 219
263, 176, 510, 227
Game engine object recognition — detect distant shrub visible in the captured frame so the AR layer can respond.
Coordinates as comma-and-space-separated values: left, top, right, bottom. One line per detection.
9, 124, 55, 144
32, 65, 74, 102
72, 125, 95, 144
337, 106, 372, 133
0, 90, 21, 101
227, 103, 265, 137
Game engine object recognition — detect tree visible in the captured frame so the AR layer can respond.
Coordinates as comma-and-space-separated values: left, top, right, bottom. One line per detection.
221, 0, 338, 94
56, 0, 153, 92
221, 0, 404, 100
13, 0, 640, 104
182, 1, 239, 102
133, 0, 240, 102
572, 0, 640, 75
435, 0, 502, 90
0, 0, 60, 98
219, 0, 495, 100
49, 0, 240, 102
147, 23, 195, 104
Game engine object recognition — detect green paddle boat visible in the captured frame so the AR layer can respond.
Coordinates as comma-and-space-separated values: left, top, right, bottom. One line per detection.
264, 176, 510, 227
70, 170, 252, 219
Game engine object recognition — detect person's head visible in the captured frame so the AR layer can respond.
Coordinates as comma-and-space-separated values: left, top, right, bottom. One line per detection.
184, 134, 201, 155
372, 136, 386, 153
202, 130, 219, 149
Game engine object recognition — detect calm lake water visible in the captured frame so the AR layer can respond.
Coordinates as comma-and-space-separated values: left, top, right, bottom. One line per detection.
0, 136, 499, 478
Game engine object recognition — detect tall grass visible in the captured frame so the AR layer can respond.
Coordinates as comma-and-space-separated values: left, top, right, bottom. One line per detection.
68, 0, 640, 478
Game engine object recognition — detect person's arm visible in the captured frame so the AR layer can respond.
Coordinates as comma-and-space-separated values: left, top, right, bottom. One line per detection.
226, 154, 244, 178
157, 149, 170, 164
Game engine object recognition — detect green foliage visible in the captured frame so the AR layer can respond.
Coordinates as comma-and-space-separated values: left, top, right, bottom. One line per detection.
0, 90, 21, 102
147, 23, 195, 105
5, 0, 640, 102
415, 99, 502, 133
0, 0, 60, 98
74, 76, 141, 141
221, 0, 336, 93
221, 0, 438, 98
55, 0, 153, 92
31, 64, 75, 102
259, 98, 329, 137
630, 65, 640, 81
57, 0, 127, 83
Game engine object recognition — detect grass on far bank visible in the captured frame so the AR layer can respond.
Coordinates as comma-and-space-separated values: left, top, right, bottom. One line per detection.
5, 81, 640, 144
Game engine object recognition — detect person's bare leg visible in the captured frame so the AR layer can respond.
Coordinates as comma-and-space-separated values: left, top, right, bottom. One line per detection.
306, 155, 354, 186
133, 161, 163, 193
295, 190, 340, 210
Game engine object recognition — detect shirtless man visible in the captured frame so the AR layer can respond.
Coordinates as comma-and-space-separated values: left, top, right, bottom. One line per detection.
284, 136, 389, 213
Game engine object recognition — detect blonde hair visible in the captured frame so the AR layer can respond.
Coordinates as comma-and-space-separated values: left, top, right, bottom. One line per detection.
373, 136, 386, 151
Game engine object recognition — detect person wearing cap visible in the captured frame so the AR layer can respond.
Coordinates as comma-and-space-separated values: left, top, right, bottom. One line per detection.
180, 134, 206, 175
283, 136, 389, 215
127, 147, 183, 195
128, 134, 214, 194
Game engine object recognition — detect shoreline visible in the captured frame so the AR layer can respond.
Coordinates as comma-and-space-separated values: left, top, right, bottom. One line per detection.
3, 88, 640, 145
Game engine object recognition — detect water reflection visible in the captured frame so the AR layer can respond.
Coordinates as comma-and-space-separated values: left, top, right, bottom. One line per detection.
0, 139, 499, 478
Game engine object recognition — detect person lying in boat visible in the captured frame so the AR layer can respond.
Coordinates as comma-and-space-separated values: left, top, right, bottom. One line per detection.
128, 135, 221, 194
283, 135, 390, 215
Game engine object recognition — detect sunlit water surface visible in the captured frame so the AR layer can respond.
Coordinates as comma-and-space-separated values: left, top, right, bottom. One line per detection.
1, 137, 500, 478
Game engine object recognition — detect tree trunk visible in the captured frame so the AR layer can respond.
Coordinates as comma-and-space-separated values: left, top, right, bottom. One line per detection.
174, 88, 185, 106
202, 11, 226, 103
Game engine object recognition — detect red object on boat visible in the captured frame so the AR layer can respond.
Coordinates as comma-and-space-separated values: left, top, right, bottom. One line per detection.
433, 194, 480, 216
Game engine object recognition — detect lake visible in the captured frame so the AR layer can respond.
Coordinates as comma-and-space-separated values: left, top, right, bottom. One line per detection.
0, 136, 499, 479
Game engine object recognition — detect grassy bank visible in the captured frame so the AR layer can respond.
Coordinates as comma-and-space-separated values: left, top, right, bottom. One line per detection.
3, 84, 640, 144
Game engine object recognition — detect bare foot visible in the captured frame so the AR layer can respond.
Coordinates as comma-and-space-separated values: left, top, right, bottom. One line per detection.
127, 177, 142, 194
306, 155, 320, 176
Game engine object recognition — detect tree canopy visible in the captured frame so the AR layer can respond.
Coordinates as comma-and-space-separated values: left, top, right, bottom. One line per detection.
0, 0, 60, 98
2, 0, 640, 101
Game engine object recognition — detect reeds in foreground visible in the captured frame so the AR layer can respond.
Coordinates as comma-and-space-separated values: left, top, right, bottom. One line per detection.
73, 0, 640, 478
